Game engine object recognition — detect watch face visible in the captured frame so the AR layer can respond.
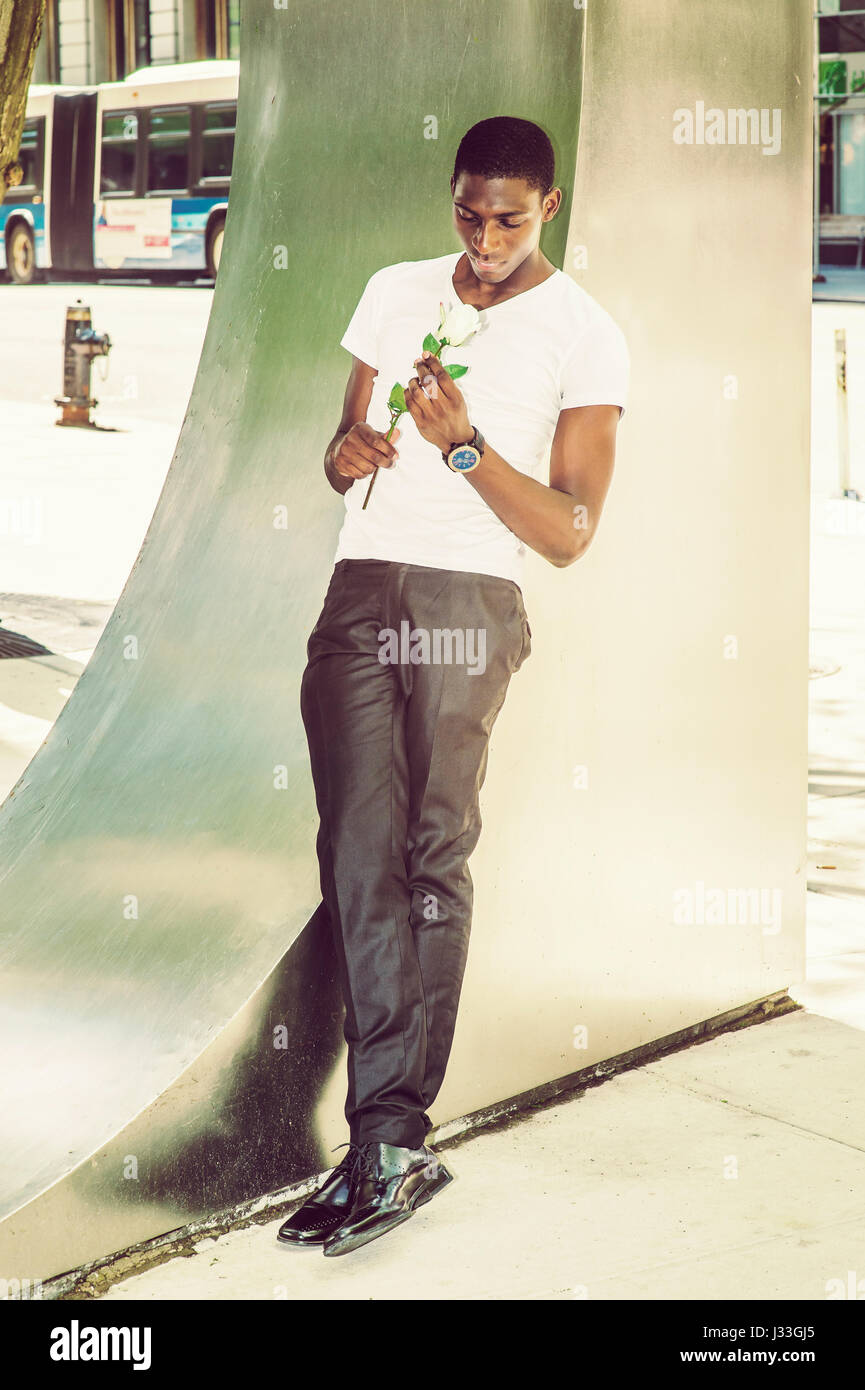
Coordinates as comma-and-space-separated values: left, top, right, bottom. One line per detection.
451, 446, 480, 472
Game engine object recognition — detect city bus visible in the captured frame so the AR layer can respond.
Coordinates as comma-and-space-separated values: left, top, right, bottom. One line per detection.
1, 60, 238, 285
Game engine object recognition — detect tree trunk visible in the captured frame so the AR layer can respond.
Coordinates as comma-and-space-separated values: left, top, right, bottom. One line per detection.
0, 0, 47, 203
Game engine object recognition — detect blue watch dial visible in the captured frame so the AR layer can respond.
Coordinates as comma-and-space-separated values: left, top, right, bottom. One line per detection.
451, 446, 480, 471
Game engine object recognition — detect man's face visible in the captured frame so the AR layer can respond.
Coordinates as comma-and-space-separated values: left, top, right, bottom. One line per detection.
450, 171, 559, 281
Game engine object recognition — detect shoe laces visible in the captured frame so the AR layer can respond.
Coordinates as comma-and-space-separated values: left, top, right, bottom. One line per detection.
330, 1142, 379, 1186
330, 1141, 361, 1173
333, 1141, 429, 1182
355, 1143, 379, 1180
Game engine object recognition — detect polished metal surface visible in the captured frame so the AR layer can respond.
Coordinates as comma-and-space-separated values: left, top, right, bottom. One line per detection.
0, 0, 811, 1282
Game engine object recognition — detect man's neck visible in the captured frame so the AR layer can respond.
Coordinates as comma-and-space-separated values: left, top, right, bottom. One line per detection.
452, 251, 555, 308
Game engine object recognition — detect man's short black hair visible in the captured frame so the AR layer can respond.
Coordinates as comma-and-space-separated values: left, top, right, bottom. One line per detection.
452, 117, 556, 201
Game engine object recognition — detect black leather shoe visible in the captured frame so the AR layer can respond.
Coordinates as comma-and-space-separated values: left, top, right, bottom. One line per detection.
322, 1141, 453, 1257
277, 1143, 361, 1246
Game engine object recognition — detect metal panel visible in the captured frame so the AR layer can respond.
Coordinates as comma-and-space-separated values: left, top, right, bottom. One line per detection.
0, 0, 811, 1282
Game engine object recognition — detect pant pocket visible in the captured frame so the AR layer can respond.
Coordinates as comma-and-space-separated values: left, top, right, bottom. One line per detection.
308, 567, 346, 642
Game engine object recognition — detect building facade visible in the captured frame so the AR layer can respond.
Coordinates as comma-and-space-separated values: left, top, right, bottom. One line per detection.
818, 0, 865, 262
31, 0, 241, 86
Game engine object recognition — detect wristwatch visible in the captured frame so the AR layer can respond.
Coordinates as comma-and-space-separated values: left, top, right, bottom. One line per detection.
443, 425, 485, 473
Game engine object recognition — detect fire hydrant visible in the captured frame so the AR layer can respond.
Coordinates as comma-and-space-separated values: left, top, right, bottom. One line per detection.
54, 301, 111, 427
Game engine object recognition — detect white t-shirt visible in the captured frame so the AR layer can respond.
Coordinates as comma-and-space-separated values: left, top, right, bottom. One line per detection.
333, 250, 629, 587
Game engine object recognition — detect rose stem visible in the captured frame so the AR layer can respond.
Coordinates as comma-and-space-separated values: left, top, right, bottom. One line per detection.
361, 414, 399, 510
360, 340, 450, 510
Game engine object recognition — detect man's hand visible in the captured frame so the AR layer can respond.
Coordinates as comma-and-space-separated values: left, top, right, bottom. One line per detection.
406, 352, 472, 455
333, 421, 401, 481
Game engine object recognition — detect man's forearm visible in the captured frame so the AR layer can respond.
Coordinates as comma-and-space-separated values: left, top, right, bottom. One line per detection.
324, 429, 354, 495
462, 444, 587, 568
325, 420, 592, 563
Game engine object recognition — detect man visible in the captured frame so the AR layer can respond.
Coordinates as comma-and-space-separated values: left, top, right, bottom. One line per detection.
279, 116, 629, 1258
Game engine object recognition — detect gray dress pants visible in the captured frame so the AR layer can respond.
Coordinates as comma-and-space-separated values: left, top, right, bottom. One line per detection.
300, 557, 532, 1149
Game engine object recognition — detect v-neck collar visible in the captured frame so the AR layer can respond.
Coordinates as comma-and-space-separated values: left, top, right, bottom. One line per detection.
447, 251, 560, 312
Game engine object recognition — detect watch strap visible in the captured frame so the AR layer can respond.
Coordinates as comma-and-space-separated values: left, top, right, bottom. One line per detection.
442, 425, 483, 464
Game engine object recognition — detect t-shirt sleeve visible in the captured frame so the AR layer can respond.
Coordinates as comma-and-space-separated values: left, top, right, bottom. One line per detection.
339, 267, 386, 369
559, 309, 630, 419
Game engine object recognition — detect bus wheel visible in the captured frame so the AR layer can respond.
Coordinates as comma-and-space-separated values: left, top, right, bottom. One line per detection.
7, 223, 36, 285
206, 217, 225, 280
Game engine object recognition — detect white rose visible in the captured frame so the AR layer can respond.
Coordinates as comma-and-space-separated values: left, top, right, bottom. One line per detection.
437, 300, 481, 347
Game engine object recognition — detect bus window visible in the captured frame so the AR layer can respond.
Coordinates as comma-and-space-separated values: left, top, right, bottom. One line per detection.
201, 102, 235, 180
101, 110, 138, 193
6, 117, 45, 196
147, 105, 190, 192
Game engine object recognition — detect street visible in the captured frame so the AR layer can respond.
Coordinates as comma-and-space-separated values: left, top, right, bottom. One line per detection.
0, 280, 213, 424
0, 280, 214, 799
0, 280, 213, 618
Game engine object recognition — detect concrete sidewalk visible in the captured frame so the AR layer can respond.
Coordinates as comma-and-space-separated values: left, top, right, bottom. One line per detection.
0, 401, 176, 804
4, 303, 865, 1301
92, 1006, 862, 1301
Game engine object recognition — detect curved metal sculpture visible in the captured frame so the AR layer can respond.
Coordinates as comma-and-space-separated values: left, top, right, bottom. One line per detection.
0, 0, 810, 1283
